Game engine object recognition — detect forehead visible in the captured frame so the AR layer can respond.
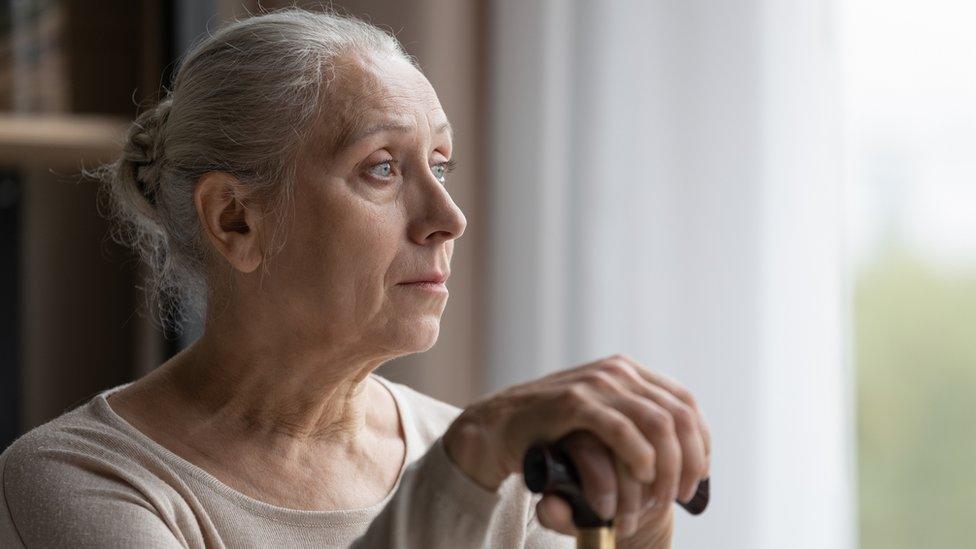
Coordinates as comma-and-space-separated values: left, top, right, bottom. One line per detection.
317, 50, 449, 154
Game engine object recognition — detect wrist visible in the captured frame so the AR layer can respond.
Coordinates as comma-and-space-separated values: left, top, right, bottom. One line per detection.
621, 505, 674, 549
443, 416, 509, 492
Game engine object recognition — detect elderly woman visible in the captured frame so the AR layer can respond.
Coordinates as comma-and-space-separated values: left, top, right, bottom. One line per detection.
0, 9, 710, 549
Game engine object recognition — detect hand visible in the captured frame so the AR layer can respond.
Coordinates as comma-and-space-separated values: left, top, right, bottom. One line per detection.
535, 431, 677, 546
442, 354, 711, 541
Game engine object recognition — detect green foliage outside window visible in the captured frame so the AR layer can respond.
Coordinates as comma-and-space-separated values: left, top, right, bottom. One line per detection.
857, 246, 976, 548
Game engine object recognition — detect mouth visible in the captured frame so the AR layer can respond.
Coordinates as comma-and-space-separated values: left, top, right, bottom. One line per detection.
398, 280, 449, 293
397, 270, 448, 294
398, 271, 449, 285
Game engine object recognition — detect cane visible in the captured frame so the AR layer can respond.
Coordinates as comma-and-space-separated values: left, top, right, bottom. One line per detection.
523, 439, 709, 549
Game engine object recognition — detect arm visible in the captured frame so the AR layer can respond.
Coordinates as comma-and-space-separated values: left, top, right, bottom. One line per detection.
351, 434, 576, 549
1, 444, 186, 549
357, 352, 709, 548
349, 435, 505, 549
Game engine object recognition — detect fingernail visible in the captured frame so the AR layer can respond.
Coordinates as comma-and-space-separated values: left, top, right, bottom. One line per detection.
597, 495, 616, 520
642, 498, 658, 511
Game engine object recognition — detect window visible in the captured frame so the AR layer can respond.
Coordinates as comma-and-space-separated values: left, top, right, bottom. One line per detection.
842, 2, 976, 547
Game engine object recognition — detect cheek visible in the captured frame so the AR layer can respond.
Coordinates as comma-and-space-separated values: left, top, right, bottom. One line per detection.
288, 194, 401, 302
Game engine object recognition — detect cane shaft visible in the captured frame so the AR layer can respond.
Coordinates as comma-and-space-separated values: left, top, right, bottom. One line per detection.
577, 526, 616, 549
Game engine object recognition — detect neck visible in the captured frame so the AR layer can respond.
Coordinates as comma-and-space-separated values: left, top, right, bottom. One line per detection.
162, 320, 392, 450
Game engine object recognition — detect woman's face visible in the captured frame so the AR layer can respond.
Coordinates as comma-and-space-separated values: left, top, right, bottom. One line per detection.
259, 50, 466, 360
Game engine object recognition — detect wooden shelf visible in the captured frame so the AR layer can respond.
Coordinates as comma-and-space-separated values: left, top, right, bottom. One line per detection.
0, 114, 128, 169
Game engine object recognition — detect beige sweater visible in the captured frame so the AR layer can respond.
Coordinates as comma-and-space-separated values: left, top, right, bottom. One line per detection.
0, 374, 573, 548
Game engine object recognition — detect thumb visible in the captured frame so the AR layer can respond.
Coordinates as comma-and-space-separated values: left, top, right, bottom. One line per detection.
536, 494, 577, 536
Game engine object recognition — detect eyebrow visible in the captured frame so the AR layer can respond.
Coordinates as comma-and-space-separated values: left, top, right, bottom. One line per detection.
334, 119, 453, 152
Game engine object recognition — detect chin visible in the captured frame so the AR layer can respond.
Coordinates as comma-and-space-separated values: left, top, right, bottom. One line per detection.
411, 322, 441, 353
408, 318, 443, 353
379, 317, 441, 355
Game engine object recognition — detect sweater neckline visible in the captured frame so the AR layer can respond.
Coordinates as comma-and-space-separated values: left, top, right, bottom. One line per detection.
91, 373, 413, 527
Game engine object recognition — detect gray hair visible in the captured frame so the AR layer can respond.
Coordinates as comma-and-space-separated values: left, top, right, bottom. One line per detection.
90, 8, 414, 333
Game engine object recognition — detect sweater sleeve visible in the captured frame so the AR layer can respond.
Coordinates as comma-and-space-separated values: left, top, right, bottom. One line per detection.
349, 434, 505, 548
350, 434, 575, 549
0, 436, 186, 549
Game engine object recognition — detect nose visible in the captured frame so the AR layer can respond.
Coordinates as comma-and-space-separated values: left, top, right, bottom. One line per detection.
407, 171, 467, 246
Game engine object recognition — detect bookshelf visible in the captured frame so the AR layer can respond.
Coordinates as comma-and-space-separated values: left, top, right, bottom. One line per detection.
0, 0, 173, 447
0, 114, 127, 167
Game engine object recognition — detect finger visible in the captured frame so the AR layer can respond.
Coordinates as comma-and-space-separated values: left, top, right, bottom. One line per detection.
561, 431, 618, 521
627, 383, 708, 503
571, 354, 713, 472
640, 481, 668, 518
556, 388, 658, 483
611, 393, 683, 506
613, 456, 644, 538
536, 494, 576, 536
689, 404, 711, 477
608, 355, 711, 490
591, 355, 711, 461
698, 409, 712, 475
688, 410, 711, 484
608, 355, 691, 407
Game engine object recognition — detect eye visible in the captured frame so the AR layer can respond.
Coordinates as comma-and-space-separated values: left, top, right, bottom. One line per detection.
368, 160, 395, 179
431, 158, 457, 184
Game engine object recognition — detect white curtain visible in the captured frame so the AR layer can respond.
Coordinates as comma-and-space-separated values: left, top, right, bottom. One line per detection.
486, 1, 854, 548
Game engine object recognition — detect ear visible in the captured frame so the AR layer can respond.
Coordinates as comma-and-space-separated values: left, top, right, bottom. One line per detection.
193, 171, 264, 274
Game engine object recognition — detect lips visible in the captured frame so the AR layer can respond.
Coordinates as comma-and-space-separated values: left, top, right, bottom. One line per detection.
399, 272, 449, 285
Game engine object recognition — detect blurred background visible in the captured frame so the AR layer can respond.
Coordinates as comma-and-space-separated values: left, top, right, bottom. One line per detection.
1, 0, 973, 548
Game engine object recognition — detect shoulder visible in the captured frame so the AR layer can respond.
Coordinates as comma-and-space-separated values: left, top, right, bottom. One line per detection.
1, 399, 133, 511
1, 401, 119, 482
0, 399, 186, 547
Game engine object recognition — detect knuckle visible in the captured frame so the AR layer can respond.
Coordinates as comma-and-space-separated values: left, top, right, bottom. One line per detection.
614, 352, 648, 374
608, 416, 632, 438
663, 435, 682, 461
670, 403, 696, 430
599, 358, 632, 378
656, 467, 680, 493
563, 382, 589, 405
610, 352, 635, 364
582, 369, 618, 391
672, 385, 697, 407
569, 409, 593, 426
644, 405, 675, 434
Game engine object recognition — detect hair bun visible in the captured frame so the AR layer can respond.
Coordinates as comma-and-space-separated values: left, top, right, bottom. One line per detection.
123, 97, 173, 205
